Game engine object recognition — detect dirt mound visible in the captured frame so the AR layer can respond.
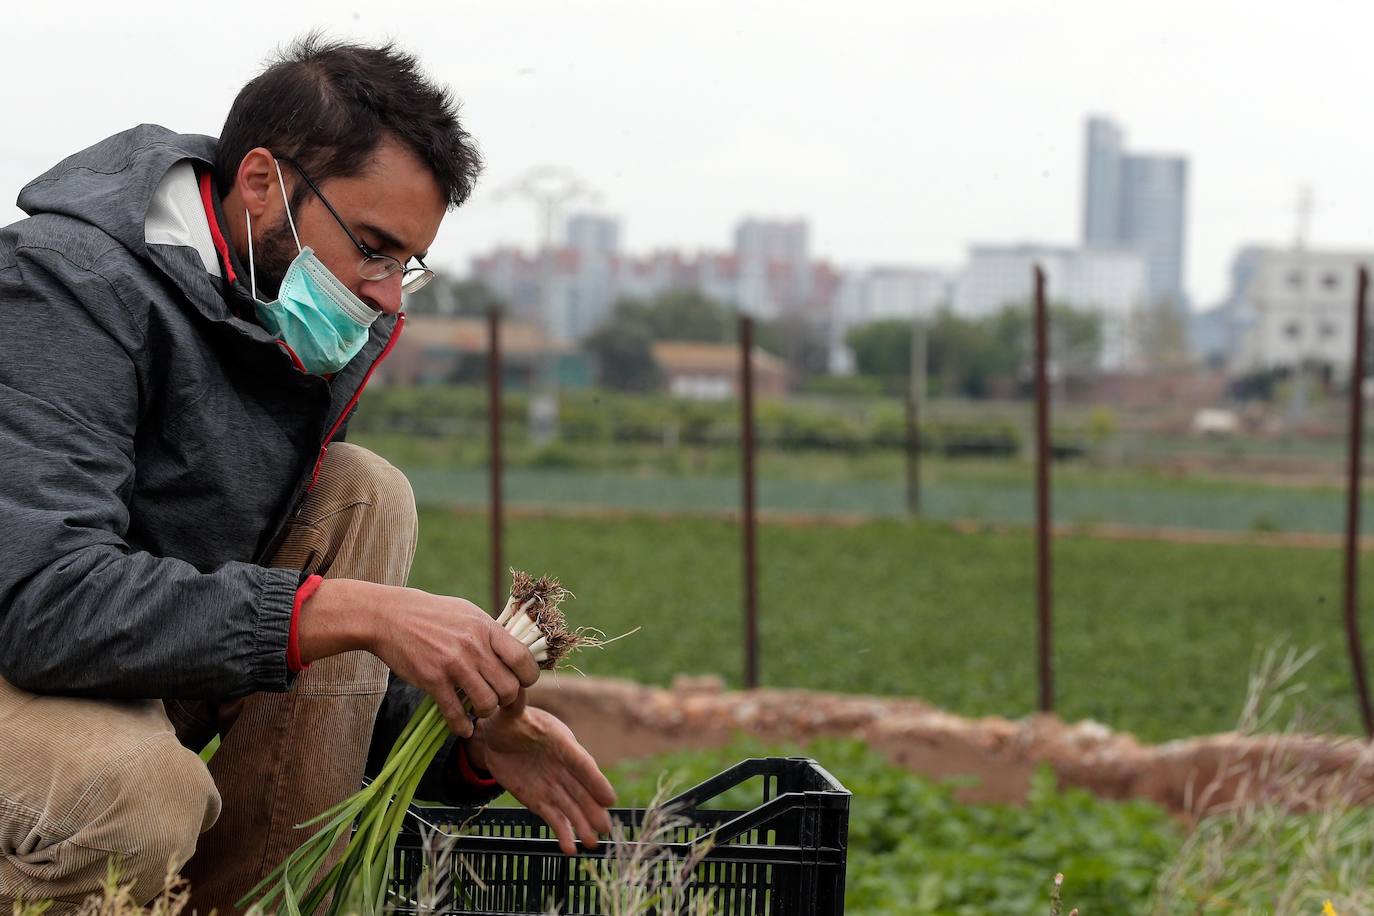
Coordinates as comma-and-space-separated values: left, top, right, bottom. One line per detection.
530, 675, 1374, 814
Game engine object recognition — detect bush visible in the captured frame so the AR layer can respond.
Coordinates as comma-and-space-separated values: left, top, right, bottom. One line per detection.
528, 442, 581, 469
801, 375, 886, 399
352, 385, 1120, 462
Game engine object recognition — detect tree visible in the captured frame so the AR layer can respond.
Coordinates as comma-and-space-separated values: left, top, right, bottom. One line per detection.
582, 301, 662, 392
644, 289, 734, 343
1129, 301, 1190, 372
584, 289, 834, 389
845, 319, 912, 379
403, 277, 508, 317
928, 309, 1006, 398
845, 312, 1004, 396
845, 303, 1104, 399
756, 316, 830, 381
988, 302, 1104, 391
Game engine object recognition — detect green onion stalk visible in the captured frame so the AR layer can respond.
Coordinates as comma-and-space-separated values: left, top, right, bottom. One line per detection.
240, 571, 577, 916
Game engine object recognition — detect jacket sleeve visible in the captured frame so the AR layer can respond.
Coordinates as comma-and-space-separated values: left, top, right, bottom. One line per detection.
0, 244, 300, 699
368, 673, 507, 806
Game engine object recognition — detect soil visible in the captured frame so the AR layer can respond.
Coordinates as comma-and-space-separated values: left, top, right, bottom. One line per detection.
530, 675, 1374, 816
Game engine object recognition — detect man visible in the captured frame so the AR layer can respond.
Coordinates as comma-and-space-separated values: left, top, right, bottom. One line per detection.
0, 36, 615, 913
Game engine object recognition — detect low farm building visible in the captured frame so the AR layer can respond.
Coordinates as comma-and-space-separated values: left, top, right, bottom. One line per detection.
652, 341, 789, 400
379, 316, 591, 389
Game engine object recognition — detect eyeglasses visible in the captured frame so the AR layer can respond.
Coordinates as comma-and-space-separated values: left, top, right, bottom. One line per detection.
275, 155, 436, 294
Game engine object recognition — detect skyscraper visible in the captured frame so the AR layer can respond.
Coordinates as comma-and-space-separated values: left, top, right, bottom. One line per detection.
734, 218, 811, 318
1082, 116, 1189, 312
565, 213, 620, 256
1082, 117, 1124, 247
560, 212, 620, 339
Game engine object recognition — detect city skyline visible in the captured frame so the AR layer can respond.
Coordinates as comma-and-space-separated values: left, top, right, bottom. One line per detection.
3, 0, 1370, 310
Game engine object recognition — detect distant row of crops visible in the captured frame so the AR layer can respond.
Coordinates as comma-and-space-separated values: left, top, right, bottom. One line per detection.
353, 386, 1115, 459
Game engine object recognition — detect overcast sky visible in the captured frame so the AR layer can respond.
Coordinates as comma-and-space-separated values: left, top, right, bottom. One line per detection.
3, 0, 1371, 307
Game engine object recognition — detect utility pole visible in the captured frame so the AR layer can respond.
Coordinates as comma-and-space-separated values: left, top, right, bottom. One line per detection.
740, 315, 759, 689
906, 314, 927, 516
1294, 184, 1314, 251
1034, 266, 1054, 713
1288, 184, 1315, 431
494, 167, 599, 445
1342, 267, 1373, 737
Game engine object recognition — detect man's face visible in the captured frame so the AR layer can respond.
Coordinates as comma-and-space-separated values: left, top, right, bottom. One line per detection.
253, 137, 447, 316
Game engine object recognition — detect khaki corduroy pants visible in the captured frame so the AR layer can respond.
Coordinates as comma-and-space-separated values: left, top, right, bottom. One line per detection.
0, 443, 419, 915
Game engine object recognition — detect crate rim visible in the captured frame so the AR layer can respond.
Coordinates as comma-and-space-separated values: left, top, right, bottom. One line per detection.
401, 755, 850, 859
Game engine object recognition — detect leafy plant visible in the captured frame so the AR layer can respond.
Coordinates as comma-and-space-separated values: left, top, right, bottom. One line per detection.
605, 736, 1179, 915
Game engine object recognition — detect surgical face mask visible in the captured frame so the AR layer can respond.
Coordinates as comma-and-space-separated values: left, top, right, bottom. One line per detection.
246, 161, 379, 375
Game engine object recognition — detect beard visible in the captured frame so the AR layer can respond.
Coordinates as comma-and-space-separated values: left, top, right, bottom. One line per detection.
251, 215, 301, 300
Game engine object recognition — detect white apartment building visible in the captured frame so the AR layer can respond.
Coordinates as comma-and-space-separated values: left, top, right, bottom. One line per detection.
831, 267, 950, 331
1227, 246, 1374, 377
823, 266, 953, 374
955, 243, 1149, 370
734, 218, 811, 319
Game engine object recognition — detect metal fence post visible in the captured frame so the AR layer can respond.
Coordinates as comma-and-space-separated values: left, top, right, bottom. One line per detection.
488, 307, 505, 617
740, 315, 759, 690
1034, 266, 1054, 714
906, 317, 926, 516
1343, 267, 1373, 738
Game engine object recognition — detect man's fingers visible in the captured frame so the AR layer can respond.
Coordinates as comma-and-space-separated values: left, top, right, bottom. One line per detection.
562, 740, 618, 808
535, 801, 578, 856
491, 629, 541, 687
428, 682, 473, 738
553, 783, 603, 851
560, 772, 613, 838
480, 661, 522, 708
586, 767, 617, 809
451, 665, 500, 718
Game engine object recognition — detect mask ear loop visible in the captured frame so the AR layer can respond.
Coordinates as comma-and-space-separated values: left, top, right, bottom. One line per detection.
245, 209, 258, 301
245, 159, 303, 303
273, 159, 303, 253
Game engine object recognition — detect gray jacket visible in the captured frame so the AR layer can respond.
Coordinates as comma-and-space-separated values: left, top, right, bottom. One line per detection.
0, 125, 489, 803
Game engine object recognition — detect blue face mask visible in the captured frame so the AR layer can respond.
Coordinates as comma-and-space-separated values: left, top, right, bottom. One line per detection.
247, 161, 378, 375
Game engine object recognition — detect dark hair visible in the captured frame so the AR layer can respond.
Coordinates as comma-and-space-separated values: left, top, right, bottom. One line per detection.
215, 34, 482, 209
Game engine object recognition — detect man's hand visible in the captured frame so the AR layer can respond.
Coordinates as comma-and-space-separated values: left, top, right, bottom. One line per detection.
295, 579, 540, 738
466, 692, 617, 855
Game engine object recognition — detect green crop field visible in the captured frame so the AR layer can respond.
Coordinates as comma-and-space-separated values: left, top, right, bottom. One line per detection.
410, 508, 1371, 743
353, 431, 1374, 536
599, 736, 1182, 915
396, 463, 1370, 535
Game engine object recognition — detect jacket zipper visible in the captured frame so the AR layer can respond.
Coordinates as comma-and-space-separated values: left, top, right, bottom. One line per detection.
306, 312, 406, 492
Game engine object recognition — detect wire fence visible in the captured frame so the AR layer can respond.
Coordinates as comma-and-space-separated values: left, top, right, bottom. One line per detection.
353, 266, 1374, 740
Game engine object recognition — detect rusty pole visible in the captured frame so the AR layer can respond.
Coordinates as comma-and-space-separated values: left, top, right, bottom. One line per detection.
488, 307, 505, 618
1034, 266, 1054, 713
1343, 266, 1373, 738
906, 317, 926, 516
740, 315, 759, 689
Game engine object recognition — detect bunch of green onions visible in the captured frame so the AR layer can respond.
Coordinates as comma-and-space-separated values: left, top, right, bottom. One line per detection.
240, 571, 577, 916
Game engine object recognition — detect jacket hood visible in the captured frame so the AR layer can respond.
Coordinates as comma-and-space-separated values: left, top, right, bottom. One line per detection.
17, 124, 217, 260
15, 124, 398, 356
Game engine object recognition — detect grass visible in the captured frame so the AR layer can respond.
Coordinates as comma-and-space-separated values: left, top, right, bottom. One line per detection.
410, 508, 1372, 742
354, 431, 1374, 535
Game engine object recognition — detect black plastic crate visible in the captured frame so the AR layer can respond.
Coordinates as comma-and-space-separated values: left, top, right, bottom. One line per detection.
387, 756, 850, 915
